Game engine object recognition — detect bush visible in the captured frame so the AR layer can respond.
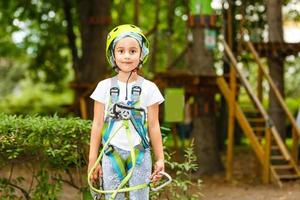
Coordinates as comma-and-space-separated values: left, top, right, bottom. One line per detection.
0, 114, 202, 199
0, 113, 91, 199
151, 139, 202, 200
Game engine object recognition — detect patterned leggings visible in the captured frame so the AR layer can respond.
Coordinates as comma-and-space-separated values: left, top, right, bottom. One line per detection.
102, 146, 152, 200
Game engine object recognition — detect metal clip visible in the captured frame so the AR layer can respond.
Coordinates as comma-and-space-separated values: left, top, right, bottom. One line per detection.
90, 178, 103, 200
151, 172, 172, 192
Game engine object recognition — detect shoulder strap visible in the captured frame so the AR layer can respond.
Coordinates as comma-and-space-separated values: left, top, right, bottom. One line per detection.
136, 75, 144, 87
131, 76, 144, 103
110, 76, 119, 104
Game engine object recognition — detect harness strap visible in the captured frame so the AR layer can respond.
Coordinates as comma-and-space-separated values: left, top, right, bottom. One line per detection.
110, 76, 119, 104
102, 118, 115, 142
105, 145, 127, 180
104, 144, 145, 181
131, 76, 144, 103
111, 120, 136, 199
109, 75, 144, 104
126, 146, 145, 170
130, 115, 149, 149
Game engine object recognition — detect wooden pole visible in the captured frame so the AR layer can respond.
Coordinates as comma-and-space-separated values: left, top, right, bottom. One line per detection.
226, 64, 236, 181
256, 63, 264, 140
226, 0, 233, 48
292, 128, 299, 164
263, 128, 271, 183
255, 53, 264, 177
226, 0, 235, 181
257, 65, 263, 102
79, 97, 88, 119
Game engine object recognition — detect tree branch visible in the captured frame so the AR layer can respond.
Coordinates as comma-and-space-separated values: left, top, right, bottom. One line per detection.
6, 181, 31, 200
52, 176, 80, 190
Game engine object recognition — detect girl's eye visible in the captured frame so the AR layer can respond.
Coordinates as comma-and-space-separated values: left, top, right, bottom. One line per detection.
118, 50, 123, 53
130, 50, 136, 54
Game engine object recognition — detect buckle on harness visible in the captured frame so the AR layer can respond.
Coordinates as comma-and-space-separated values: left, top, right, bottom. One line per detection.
109, 103, 133, 120
110, 87, 119, 96
131, 86, 141, 95
131, 86, 141, 102
90, 178, 103, 200
110, 87, 120, 103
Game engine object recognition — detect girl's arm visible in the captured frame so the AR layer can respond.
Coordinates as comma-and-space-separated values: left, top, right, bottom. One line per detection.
148, 103, 165, 181
88, 101, 105, 180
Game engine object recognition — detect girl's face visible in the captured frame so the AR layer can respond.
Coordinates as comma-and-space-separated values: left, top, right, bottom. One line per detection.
114, 37, 141, 72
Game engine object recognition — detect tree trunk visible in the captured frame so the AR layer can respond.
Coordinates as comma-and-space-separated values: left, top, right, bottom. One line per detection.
76, 0, 111, 118
78, 0, 110, 82
266, 0, 285, 138
134, 0, 139, 25
167, 0, 174, 67
150, 0, 160, 72
188, 28, 223, 174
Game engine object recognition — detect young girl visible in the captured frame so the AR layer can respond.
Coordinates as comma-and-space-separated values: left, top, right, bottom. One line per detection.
88, 24, 165, 200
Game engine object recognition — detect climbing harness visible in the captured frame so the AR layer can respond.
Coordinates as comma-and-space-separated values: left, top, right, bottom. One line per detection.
88, 76, 172, 200
88, 122, 172, 200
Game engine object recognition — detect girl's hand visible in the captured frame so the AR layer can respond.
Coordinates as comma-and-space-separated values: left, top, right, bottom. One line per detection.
88, 162, 103, 183
150, 159, 165, 184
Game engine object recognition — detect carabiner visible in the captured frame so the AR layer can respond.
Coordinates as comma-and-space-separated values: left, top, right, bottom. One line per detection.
150, 171, 172, 192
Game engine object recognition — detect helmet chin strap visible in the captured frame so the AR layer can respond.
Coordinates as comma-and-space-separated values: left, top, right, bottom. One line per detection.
116, 60, 143, 101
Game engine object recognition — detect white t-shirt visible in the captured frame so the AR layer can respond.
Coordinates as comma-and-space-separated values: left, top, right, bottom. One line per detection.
90, 76, 164, 151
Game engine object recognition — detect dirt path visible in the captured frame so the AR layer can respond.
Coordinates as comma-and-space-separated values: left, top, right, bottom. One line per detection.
201, 174, 300, 200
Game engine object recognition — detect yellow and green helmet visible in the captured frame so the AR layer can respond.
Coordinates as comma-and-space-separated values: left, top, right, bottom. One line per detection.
106, 24, 150, 69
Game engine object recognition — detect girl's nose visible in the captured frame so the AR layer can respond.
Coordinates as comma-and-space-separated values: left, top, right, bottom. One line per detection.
124, 51, 131, 59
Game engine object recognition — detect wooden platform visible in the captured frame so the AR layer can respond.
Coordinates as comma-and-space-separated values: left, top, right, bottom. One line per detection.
153, 72, 220, 95
250, 42, 300, 57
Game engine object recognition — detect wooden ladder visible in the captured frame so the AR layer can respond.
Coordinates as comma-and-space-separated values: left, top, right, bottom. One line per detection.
217, 76, 300, 186
217, 37, 300, 186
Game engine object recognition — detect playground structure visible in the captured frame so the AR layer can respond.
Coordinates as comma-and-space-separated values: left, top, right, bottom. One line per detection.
71, 1, 300, 187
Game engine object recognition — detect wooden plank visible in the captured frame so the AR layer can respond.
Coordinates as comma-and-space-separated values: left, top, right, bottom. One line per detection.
252, 127, 266, 132
247, 118, 265, 123
251, 42, 300, 57
271, 146, 280, 150
278, 174, 300, 179
270, 155, 285, 160
273, 165, 293, 170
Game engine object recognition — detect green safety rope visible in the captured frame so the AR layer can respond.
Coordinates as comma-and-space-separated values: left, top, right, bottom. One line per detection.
88, 123, 172, 200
